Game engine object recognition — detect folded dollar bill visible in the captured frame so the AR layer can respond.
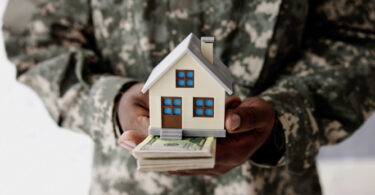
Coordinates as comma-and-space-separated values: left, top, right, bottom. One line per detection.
132, 135, 215, 159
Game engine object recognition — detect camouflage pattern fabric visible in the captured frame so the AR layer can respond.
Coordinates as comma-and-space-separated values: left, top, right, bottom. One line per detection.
3, 0, 375, 194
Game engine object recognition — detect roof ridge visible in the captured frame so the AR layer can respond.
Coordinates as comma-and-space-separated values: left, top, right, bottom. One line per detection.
141, 33, 232, 94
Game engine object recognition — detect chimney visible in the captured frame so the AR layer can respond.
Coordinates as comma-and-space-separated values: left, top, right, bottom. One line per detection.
201, 36, 214, 64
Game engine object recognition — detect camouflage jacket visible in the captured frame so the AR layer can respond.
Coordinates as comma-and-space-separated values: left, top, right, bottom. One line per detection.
3, 0, 375, 194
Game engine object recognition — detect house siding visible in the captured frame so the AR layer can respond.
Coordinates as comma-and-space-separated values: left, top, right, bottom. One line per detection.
149, 54, 225, 130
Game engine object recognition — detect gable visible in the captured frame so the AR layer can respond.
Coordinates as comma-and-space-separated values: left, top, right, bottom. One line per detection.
141, 33, 232, 95
149, 53, 224, 95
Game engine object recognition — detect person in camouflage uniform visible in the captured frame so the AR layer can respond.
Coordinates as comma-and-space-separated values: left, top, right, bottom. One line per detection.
3, 0, 375, 194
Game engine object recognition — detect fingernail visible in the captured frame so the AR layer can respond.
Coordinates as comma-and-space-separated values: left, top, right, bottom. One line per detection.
231, 114, 241, 130
119, 140, 136, 151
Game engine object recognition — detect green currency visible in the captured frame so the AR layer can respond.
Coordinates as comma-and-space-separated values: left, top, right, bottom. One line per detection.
132, 135, 215, 159
141, 136, 208, 151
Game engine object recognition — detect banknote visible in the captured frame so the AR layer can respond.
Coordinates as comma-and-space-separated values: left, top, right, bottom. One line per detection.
132, 135, 215, 159
138, 157, 215, 166
137, 155, 215, 171
138, 162, 214, 171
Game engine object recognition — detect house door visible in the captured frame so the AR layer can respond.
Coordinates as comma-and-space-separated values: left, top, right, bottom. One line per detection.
161, 97, 182, 128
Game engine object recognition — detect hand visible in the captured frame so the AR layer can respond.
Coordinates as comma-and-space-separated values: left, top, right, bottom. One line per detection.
168, 97, 275, 176
117, 82, 149, 150
117, 83, 275, 175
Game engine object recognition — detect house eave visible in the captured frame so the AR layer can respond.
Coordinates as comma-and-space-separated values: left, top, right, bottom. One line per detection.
141, 49, 190, 94
186, 50, 233, 95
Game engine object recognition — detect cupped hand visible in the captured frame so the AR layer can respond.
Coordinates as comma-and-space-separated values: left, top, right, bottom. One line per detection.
117, 82, 149, 150
168, 96, 275, 176
117, 83, 276, 176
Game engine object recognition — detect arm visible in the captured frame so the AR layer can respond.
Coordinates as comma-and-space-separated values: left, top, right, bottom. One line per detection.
164, 37, 375, 175
3, 0, 136, 153
256, 0, 375, 172
259, 37, 375, 173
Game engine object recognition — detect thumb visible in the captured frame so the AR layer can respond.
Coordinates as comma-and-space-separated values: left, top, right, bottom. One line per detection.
118, 130, 147, 151
225, 106, 258, 133
225, 97, 274, 134
225, 96, 242, 109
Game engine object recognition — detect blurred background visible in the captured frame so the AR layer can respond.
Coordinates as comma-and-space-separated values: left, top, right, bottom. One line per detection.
0, 0, 374, 195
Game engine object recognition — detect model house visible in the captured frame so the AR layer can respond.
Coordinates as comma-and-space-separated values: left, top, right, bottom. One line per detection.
141, 33, 233, 139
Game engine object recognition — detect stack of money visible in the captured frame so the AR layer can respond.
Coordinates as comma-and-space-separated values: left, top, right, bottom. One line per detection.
132, 135, 216, 171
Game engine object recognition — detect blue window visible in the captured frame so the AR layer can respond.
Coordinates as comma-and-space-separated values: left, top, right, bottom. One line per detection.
173, 108, 181, 115
205, 99, 213, 107
195, 109, 203, 116
162, 97, 182, 116
177, 71, 185, 78
186, 71, 194, 78
163, 98, 171, 106
193, 98, 214, 117
176, 70, 194, 88
195, 99, 204, 107
186, 80, 194, 87
173, 98, 181, 106
205, 109, 213, 116
177, 80, 185, 87
163, 108, 171, 115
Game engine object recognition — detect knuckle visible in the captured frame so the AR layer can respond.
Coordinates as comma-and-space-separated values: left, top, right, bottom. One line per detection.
247, 107, 257, 122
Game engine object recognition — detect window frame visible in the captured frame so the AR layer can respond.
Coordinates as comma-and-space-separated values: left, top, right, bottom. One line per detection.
176, 70, 194, 88
161, 97, 182, 116
193, 97, 214, 118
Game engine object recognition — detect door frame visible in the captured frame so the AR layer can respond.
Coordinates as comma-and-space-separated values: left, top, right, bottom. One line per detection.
161, 97, 182, 128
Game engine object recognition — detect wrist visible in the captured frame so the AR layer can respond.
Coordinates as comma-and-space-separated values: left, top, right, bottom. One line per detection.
249, 113, 285, 167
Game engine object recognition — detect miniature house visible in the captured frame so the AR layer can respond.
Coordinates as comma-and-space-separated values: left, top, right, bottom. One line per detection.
141, 33, 233, 140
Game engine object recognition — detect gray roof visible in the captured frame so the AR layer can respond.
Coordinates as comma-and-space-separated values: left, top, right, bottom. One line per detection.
141, 33, 233, 95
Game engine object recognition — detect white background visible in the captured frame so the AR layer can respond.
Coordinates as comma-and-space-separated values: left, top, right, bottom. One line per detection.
0, 0, 374, 194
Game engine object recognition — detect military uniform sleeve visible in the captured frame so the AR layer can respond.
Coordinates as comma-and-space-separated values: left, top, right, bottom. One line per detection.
259, 35, 375, 173
3, 0, 136, 153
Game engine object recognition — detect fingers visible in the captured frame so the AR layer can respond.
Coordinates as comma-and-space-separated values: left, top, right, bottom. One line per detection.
168, 97, 275, 177
225, 96, 242, 109
225, 97, 275, 134
117, 82, 150, 133
117, 83, 150, 152
224, 96, 242, 132
128, 82, 149, 109
118, 130, 148, 151
226, 106, 258, 133
216, 131, 266, 164
140, 115, 150, 132
133, 115, 150, 135
118, 107, 150, 132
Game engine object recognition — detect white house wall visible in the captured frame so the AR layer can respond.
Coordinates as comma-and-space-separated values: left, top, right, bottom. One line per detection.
149, 53, 225, 130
